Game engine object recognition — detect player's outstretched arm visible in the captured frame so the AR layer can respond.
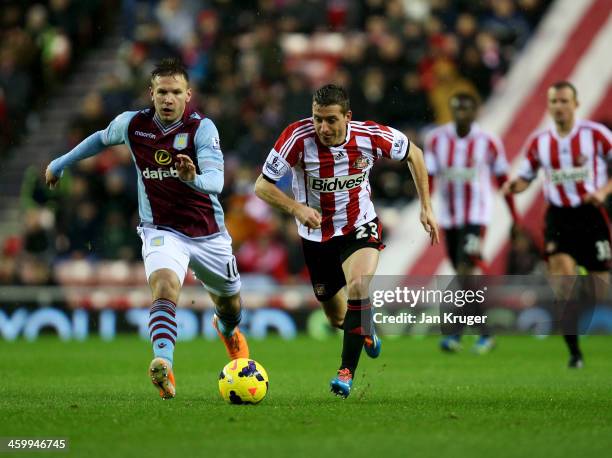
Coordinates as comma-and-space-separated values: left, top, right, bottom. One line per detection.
45, 130, 107, 189
406, 142, 439, 245
254, 174, 321, 229
496, 175, 520, 223
46, 111, 133, 189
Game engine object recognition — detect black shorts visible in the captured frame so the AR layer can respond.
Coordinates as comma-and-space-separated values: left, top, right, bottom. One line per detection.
302, 218, 385, 302
444, 225, 484, 270
544, 204, 612, 271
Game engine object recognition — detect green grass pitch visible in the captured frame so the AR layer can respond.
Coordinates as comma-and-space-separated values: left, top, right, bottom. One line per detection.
2, 335, 611, 458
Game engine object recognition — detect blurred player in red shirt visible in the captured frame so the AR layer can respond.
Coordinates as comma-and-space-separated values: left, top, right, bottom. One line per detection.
425, 92, 518, 354
505, 81, 612, 368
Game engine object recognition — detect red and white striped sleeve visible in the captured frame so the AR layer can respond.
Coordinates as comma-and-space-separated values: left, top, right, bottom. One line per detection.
517, 132, 542, 181
362, 121, 410, 162
589, 121, 612, 160
487, 132, 510, 176
262, 119, 311, 182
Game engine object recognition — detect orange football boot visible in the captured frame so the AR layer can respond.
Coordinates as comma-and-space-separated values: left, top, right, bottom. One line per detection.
149, 357, 176, 400
212, 315, 250, 360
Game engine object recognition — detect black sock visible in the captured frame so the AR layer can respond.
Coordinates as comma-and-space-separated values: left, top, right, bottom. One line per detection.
340, 298, 372, 375
564, 335, 581, 357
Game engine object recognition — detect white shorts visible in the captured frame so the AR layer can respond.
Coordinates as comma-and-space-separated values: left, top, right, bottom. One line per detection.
137, 225, 241, 297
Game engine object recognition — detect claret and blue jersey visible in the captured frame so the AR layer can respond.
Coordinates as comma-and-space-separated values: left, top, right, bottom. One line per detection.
49, 107, 226, 238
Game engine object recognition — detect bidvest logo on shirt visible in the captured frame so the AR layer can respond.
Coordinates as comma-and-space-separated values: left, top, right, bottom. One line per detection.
309, 172, 367, 193
441, 167, 478, 182
549, 166, 590, 185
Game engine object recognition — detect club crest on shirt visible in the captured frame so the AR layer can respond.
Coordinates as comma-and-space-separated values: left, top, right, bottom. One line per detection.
314, 284, 326, 297
353, 156, 370, 169
151, 236, 164, 247
173, 133, 189, 150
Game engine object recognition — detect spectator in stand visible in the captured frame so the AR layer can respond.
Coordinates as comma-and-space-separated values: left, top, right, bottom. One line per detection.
0, 236, 21, 285
236, 226, 289, 285
483, 0, 531, 51
0, 1, 116, 159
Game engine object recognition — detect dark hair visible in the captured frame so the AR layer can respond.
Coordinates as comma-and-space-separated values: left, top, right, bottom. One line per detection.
550, 80, 577, 99
450, 91, 479, 107
151, 58, 189, 83
313, 84, 350, 113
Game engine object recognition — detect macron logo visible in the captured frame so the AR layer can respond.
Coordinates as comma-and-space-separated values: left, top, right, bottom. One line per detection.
135, 130, 156, 140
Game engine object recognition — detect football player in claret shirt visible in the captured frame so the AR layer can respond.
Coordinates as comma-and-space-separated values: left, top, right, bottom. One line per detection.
425, 92, 518, 354
254, 84, 439, 398
504, 81, 612, 368
45, 58, 249, 399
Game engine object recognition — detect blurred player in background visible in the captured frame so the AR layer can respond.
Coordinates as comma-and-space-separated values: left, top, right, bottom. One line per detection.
504, 81, 612, 368
45, 58, 249, 399
254, 84, 439, 398
425, 92, 518, 354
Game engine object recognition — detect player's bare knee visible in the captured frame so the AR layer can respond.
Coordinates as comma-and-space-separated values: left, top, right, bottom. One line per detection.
346, 276, 370, 299
152, 282, 180, 301
548, 254, 575, 275
211, 292, 241, 312
150, 270, 181, 301
324, 309, 344, 328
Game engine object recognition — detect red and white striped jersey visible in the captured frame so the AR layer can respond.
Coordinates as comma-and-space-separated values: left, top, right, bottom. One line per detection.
262, 118, 410, 242
517, 119, 612, 207
424, 123, 509, 229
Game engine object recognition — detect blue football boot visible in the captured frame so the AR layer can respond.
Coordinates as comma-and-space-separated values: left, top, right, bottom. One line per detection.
330, 368, 353, 398
473, 336, 495, 354
363, 331, 382, 358
440, 334, 462, 353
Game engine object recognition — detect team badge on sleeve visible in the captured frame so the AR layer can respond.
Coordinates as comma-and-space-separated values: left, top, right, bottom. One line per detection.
391, 136, 408, 160
173, 133, 189, 150
212, 136, 221, 151
264, 152, 289, 179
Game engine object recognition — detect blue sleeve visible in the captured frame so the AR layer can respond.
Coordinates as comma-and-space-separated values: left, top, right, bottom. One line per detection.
181, 118, 224, 194
48, 131, 106, 177
48, 111, 136, 178
101, 111, 136, 146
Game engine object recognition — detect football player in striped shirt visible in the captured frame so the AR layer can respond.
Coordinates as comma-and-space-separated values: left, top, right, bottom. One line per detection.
425, 92, 518, 354
504, 81, 612, 368
254, 84, 439, 397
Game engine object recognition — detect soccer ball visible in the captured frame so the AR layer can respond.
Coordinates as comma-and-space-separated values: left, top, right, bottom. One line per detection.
218, 358, 269, 404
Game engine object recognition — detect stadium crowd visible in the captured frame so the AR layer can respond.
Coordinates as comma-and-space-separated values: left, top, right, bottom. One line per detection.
1, 0, 554, 288
0, 0, 117, 155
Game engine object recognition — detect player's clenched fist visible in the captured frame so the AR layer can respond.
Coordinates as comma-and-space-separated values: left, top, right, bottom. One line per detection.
176, 154, 196, 181
293, 204, 322, 229
45, 165, 59, 189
